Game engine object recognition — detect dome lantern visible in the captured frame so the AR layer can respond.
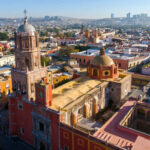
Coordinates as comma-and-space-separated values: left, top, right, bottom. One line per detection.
17, 10, 36, 34
100, 47, 105, 56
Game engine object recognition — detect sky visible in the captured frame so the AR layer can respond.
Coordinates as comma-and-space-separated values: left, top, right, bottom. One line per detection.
0, 0, 150, 19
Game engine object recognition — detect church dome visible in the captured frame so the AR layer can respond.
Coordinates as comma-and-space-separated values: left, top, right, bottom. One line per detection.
17, 17, 36, 33
90, 47, 114, 66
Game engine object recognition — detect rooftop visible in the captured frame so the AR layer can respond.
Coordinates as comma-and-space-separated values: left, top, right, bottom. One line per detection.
51, 76, 107, 111
93, 100, 137, 149
50, 72, 130, 111
71, 49, 142, 61
93, 100, 150, 150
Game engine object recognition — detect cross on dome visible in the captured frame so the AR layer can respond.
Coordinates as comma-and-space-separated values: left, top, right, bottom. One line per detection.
24, 9, 28, 24
24, 9, 27, 18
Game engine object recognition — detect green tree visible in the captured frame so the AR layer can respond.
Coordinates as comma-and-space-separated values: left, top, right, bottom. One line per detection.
64, 32, 74, 38
0, 32, 9, 41
41, 56, 51, 66
118, 28, 123, 34
74, 45, 90, 52
59, 46, 74, 57
40, 32, 48, 37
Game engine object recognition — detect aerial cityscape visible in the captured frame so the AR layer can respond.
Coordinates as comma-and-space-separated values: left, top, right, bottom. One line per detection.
1, 0, 150, 150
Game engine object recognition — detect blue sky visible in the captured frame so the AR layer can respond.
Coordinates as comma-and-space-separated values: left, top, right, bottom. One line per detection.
0, 0, 150, 19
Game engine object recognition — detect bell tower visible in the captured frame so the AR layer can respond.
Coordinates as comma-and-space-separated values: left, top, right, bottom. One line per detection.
11, 11, 47, 100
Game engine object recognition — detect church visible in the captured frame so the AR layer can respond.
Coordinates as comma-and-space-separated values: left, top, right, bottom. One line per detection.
9, 15, 131, 150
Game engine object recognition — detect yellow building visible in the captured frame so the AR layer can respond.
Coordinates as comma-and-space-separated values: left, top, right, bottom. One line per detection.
53, 72, 72, 86
0, 67, 12, 109
0, 75, 12, 109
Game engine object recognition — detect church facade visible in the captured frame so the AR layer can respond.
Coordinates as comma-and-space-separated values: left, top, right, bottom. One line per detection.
9, 15, 131, 150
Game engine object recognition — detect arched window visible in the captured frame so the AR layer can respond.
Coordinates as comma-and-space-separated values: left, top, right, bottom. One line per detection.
25, 40, 28, 48
25, 58, 30, 69
31, 83, 34, 93
22, 85, 26, 94
93, 69, 98, 77
17, 82, 21, 91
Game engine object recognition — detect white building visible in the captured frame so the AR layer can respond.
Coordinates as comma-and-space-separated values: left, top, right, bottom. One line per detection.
0, 55, 15, 67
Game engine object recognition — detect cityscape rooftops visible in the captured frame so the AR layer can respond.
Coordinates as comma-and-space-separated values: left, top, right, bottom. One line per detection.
94, 100, 136, 149
71, 48, 143, 61
132, 44, 148, 48
93, 97, 150, 150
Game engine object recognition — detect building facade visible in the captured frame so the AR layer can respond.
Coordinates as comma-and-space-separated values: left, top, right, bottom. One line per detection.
9, 16, 132, 150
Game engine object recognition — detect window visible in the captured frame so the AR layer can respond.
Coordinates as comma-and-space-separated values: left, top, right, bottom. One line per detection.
18, 102, 23, 110
40, 142, 45, 150
78, 107, 83, 115
39, 122, 44, 132
22, 85, 26, 94
93, 69, 98, 77
31, 84, 34, 93
105, 71, 109, 76
7, 90, 10, 95
64, 146, 69, 150
20, 128, 24, 135
39, 92, 43, 99
25, 58, 30, 69
119, 63, 121, 67
6, 83, 9, 88
25, 40, 28, 48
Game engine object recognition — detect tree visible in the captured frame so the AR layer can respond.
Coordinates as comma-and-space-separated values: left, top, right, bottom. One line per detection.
0, 32, 9, 41
40, 32, 48, 37
59, 46, 74, 57
74, 45, 90, 52
64, 32, 74, 38
41, 56, 51, 66
118, 28, 123, 34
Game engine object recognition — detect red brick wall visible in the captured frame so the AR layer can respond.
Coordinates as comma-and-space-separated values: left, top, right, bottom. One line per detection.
111, 59, 128, 70
9, 94, 34, 145
70, 54, 94, 65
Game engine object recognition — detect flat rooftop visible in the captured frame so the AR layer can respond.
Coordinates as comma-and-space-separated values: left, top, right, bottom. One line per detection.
71, 49, 140, 61
50, 76, 107, 111
93, 100, 137, 149
50, 72, 130, 111
93, 100, 150, 150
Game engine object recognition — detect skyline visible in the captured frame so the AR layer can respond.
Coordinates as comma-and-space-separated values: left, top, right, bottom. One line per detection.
0, 0, 150, 19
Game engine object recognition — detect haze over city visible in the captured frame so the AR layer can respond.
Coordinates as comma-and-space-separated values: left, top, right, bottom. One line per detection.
0, 0, 150, 19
